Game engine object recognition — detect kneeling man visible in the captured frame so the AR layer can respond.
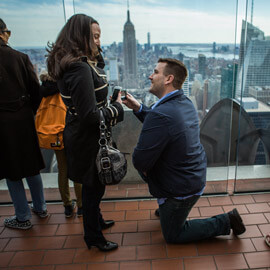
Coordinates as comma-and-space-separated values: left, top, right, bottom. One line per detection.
123, 58, 245, 243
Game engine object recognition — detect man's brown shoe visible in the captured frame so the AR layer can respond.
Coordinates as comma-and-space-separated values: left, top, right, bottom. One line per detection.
228, 208, 246, 235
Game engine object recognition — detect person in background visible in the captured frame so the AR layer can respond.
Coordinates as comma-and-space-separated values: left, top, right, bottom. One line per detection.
47, 14, 124, 251
39, 72, 82, 218
123, 58, 246, 244
0, 18, 47, 230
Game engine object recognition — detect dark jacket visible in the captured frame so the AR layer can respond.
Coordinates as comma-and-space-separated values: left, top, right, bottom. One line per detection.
133, 90, 207, 198
0, 39, 44, 180
57, 58, 124, 186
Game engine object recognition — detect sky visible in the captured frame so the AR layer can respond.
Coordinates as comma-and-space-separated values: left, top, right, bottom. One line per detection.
0, 0, 269, 47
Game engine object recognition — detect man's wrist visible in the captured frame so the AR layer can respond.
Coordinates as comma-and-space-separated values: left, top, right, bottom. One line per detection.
134, 104, 143, 113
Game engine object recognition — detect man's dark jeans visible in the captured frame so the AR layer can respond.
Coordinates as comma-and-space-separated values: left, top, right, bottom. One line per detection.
159, 196, 231, 243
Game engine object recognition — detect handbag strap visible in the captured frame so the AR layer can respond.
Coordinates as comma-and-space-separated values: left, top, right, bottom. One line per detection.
98, 110, 113, 180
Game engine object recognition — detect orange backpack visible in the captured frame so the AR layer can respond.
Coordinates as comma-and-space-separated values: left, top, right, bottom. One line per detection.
35, 93, 66, 150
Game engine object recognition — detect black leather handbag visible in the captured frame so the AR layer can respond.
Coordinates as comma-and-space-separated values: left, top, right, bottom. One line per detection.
96, 110, 127, 185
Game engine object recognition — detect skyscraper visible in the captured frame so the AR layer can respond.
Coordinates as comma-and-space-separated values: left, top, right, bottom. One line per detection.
220, 64, 238, 99
236, 20, 270, 98
198, 54, 206, 79
147, 32, 151, 51
123, 8, 138, 88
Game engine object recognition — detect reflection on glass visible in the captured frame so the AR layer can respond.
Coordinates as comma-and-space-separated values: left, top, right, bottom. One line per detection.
2, 0, 269, 193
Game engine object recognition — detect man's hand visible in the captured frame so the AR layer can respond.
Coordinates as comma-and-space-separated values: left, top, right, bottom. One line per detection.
122, 93, 141, 112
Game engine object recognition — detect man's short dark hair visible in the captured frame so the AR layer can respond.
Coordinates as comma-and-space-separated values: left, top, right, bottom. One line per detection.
0, 18, 7, 33
158, 58, 188, 89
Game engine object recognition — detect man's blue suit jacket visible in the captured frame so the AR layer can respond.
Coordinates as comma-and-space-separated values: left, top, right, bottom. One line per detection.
132, 89, 207, 198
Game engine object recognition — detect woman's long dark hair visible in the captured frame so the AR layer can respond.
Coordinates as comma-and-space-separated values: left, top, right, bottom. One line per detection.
47, 14, 98, 80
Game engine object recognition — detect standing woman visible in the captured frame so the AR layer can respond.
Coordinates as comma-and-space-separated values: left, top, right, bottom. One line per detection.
0, 18, 47, 229
47, 14, 124, 251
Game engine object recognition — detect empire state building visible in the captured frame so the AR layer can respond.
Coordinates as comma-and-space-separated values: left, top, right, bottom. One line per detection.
123, 9, 138, 88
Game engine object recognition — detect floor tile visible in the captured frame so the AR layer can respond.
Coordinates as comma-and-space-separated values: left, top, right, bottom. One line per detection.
18, 266, 55, 270
127, 189, 151, 197
137, 244, 166, 260
105, 246, 136, 262
188, 207, 200, 217
120, 261, 151, 270
222, 204, 249, 214
104, 233, 123, 246
126, 210, 150, 220
87, 262, 119, 270
166, 243, 197, 257
197, 238, 229, 255
105, 190, 127, 198
138, 220, 161, 232
0, 206, 14, 216
194, 197, 210, 207
152, 259, 183, 270
36, 236, 66, 249
0, 224, 58, 238
114, 201, 138, 211
9, 250, 44, 267
47, 214, 75, 224
110, 221, 137, 233
238, 225, 263, 238
56, 223, 83, 235
214, 253, 248, 269
252, 193, 270, 203
100, 202, 115, 212
102, 210, 125, 221
208, 196, 233, 206
42, 249, 76, 265
55, 264, 87, 270
0, 238, 9, 251
151, 231, 166, 244
258, 223, 270, 236
138, 200, 158, 210
0, 251, 14, 267
245, 251, 270, 268
246, 203, 270, 213
73, 248, 105, 263
226, 238, 256, 253
64, 235, 85, 249
231, 195, 255, 204
123, 232, 151, 245
264, 212, 270, 222
251, 237, 270, 251
199, 206, 224, 217
184, 256, 216, 270
4, 237, 37, 251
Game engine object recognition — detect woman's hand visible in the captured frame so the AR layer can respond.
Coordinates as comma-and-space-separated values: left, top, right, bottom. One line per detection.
122, 93, 141, 112
115, 91, 122, 104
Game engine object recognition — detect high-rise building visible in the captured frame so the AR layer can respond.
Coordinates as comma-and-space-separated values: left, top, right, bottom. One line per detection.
220, 64, 238, 99
146, 32, 151, 51
123, 8, 138, 88
236, 20, 270, 97
182, 72, 189, 97
213, 42, 217, 53
198, 54, 206, 79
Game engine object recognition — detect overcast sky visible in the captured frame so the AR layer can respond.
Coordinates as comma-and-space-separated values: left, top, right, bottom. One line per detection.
1, 0, 269, 47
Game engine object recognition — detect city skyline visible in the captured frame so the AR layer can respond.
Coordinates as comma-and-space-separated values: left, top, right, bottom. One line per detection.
1, 0, 270, 47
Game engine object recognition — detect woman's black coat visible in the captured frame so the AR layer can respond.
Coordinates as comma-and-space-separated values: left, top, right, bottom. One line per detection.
57, 58, 124, 186
0, 39, 44, 180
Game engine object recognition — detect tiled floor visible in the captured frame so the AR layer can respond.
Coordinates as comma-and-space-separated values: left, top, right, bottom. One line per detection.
0, 189, 270, 269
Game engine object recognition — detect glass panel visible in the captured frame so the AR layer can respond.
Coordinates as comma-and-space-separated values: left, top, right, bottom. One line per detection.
71, 0, 239, 195
0, 0, 240, 199
235, 0, 270, 192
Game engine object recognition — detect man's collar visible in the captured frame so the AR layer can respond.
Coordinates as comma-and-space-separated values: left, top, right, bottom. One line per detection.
152, 89, 183, 109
